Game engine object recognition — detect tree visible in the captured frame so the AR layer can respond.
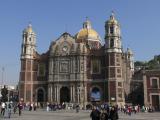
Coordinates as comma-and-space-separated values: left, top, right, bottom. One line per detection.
134, 61, 145, 66
134, 54, 160, 70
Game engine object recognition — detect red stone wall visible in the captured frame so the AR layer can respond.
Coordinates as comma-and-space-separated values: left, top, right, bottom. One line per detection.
110, 67, 115, 78
109, 81, 116, 101
26, 72, 31, 81
20, 72, 25, 81
145, 70, 160, 104
19, 84, 24, 100
33, 72, 37, 81
26, 84, 31, 102
21, 59, 26, 70
27, 60, 31, 71
33, 60, 38, 71
109, 53, 115, 66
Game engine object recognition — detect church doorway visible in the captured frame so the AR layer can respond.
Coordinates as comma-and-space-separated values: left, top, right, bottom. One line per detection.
60, 87, 70, 103
91, 87, 101, 102
37, 89, 44, 102
37, 88, 45, 108
152, 95, 160, 111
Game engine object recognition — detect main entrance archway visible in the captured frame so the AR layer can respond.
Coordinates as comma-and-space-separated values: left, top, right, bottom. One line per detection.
60, 87, 70, 103
91, 87, 101, 102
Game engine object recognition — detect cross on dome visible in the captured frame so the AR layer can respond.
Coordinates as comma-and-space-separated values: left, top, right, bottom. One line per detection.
83, 17, 92, 29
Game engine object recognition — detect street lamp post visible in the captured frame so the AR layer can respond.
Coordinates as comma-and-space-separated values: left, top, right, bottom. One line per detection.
2, 67, 4, 86
0, 67, 5, 99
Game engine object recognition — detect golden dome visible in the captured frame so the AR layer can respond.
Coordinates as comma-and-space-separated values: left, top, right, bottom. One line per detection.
76, 18, 100, 41
76, 28, 99, 40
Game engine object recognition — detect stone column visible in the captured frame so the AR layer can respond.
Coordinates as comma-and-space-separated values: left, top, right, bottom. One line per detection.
54, 86, 57, 102
116, 82, 118, 104
73, 85, 75, 102
50, 85, 53, 102
84, 86, 87, 105
31, 60, 33, 103
70, 85, 73, 102
57, 85, 60, 104
77, 87, 79, 103
48, 85, 50, 102
143, 74, 148, 106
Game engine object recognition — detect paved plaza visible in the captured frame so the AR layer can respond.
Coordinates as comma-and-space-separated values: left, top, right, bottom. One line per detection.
1, 109, 160, 120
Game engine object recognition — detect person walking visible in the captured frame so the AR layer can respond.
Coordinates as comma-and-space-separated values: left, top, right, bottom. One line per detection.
76, 104, 79, 113
90, 106, 101, 120
1, 102, 6, 116
13, 105, 17, 114
29, 103, 32, 111
100, 109, 109, 120
109, 106, 118, 120
18, 102, 23, 116
33, 103, 37, 111
8, 103, 12, 118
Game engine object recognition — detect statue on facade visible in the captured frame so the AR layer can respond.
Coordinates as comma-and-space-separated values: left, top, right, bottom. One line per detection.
1, 85, 8, 102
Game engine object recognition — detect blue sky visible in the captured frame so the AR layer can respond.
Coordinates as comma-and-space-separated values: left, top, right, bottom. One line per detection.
0, 0, 160, 85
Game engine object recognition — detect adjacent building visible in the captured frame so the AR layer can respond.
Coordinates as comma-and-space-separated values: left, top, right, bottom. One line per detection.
143, 70, 160, 110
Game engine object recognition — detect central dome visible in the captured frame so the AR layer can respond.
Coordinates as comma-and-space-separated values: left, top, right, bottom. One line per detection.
77, 28, 99, 40
76, 18, 100, 41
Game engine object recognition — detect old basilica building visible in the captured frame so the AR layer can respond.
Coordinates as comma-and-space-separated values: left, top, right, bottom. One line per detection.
19, 13, 134, 108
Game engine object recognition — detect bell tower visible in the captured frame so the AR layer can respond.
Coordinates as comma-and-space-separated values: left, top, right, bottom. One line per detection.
21, 24, 36, 59
19, 24, 36, 103
105, 12, 125, 105
105, 12, 121, 52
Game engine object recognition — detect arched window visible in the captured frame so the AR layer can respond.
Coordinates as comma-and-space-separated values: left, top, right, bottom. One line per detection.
38, 63, 45, 76
110, 26, 114, 34
110, 38, 114, 48
91, 59, 100, 74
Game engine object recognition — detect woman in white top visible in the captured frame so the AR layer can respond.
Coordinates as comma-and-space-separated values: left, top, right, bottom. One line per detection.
1, 102, 6, 116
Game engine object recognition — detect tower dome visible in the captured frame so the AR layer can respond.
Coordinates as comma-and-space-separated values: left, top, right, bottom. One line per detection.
127, 48, 133, 55
23, 23, 34, 33
106, 11, 118, 24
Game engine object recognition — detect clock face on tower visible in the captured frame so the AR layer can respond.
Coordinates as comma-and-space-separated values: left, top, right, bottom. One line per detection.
62, 46, 68, 52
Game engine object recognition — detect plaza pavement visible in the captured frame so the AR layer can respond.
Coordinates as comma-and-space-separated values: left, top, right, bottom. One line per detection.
1, 109, 160, 120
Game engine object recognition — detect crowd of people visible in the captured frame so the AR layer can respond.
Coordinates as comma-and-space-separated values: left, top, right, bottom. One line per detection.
90, 105, 119, 120
89, 103, 156, 120
120, 104, 154, 115
0, 101, 23, 118
0, 101, 156, 119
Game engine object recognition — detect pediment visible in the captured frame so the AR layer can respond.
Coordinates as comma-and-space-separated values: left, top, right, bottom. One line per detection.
49, 32, 76, 56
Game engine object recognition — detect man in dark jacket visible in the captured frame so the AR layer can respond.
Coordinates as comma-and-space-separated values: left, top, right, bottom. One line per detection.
109, 106, 119, 120
90, 106, 101, 120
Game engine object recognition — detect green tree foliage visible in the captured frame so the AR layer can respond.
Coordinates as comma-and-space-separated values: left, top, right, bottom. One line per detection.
135, 55, 160, 70
134, 61, 146, 66
147, 55, 160, 69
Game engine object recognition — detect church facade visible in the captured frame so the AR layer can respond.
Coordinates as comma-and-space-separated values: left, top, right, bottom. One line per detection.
19, 13, 134, 107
